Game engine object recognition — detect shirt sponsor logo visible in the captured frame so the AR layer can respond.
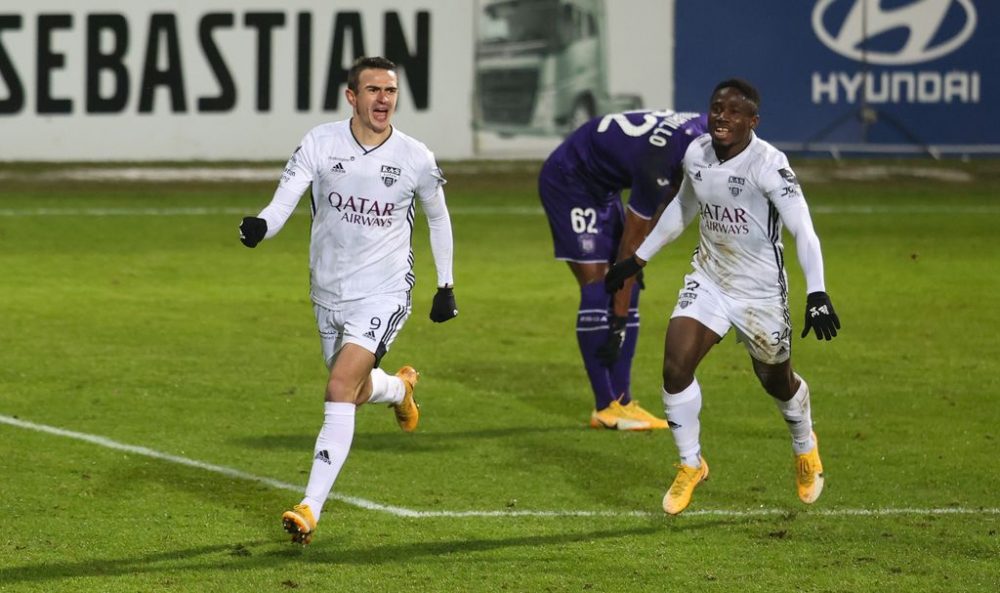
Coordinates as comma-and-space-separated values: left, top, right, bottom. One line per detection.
700, 203, 749, 235
327, 191, 395, 227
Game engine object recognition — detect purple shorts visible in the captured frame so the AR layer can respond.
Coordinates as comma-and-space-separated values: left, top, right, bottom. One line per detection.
538, 160, 624, 263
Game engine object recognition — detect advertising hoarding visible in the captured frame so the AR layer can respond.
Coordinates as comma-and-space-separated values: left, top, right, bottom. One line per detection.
675, 0, 998, 155
0, 0, 672, 161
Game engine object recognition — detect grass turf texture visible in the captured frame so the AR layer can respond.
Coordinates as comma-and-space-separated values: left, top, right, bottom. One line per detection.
1, 160, 998, 592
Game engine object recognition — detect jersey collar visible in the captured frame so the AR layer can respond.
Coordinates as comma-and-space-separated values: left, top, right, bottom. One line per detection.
349, 118, 394, 155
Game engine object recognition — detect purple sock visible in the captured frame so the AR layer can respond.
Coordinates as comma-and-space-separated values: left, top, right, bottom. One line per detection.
611, 284, 640, 405
576, 282, 617, 410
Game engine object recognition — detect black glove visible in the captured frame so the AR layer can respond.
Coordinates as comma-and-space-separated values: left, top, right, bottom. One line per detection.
605, 256, 643, 293
429, 286, 458, 323
239, 217, 267, 248
801, 291, 840, 340
596, 315, 627, 366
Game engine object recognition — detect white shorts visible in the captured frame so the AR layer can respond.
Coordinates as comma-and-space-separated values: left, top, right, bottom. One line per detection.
314, 292, 412, 369
671, 270, 792, 364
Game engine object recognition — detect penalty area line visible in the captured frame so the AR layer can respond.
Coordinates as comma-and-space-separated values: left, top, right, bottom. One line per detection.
2, 414, 998, 520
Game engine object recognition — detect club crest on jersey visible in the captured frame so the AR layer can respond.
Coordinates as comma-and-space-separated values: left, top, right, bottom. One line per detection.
381, 165, 402, 187
728, 175, 745, 197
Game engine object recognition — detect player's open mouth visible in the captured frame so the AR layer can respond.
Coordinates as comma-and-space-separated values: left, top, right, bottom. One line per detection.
712, 126, 730, 141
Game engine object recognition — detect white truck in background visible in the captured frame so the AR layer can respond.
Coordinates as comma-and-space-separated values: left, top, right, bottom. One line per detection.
474, 0, 642, 137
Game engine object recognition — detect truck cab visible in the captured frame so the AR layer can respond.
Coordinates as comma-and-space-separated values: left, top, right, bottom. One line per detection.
474, 0, 639, 137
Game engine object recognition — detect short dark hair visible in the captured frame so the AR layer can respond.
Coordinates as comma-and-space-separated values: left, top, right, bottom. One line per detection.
712, 78, 761, 114
347, 56, 398, 92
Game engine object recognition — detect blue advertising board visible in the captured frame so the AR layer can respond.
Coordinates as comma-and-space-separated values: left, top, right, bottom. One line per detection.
675, 0, 998, 154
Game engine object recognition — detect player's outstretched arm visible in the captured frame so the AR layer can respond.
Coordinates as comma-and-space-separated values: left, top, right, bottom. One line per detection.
801, 291, 840, 340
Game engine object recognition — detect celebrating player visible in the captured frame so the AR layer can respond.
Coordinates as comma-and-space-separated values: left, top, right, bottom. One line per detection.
606, 79, 840, 514
239, 56, 458, 544
539, 109, 707, 430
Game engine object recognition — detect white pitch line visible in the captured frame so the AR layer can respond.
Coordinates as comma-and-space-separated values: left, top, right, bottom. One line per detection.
0, 207, 251, 217
0, 206, 548, 217
2, 205, 999, 218
2, 413, 998, 519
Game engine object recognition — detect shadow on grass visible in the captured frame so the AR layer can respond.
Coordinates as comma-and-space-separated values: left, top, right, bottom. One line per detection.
235, 425, 584, 452
0, 522, 751, 585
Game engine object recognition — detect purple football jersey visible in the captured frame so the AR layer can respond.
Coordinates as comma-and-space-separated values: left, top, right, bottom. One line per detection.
544, 110, 707, 218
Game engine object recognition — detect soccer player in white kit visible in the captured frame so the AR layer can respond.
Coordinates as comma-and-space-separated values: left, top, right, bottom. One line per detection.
238, 57, 458, 544
606, 79, 840, 515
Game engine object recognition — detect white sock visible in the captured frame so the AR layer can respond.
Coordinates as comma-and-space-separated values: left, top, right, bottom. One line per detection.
663, 378, 703, 467
365, 368, 405, 405
301, 401, 356, 523
774, 373, 815, 454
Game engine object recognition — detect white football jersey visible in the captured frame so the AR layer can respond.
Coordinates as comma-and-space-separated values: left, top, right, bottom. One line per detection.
270, 120, 447, 306
638, 132, 824, 301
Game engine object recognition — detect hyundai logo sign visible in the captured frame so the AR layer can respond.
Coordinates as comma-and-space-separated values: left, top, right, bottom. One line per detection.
812, 0, 977, 65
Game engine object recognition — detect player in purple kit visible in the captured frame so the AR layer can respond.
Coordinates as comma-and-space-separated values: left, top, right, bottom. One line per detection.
539, 110, 707, 430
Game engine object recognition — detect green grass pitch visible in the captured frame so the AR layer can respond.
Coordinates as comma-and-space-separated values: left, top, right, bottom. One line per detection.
1, 160, 998, 592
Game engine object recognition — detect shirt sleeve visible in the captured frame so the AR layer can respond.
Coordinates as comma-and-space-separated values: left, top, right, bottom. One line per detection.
634, 171, 699, 262
416, 152, 454, 287
627, 147, 675, 220
257, 131, 317, 239
258, 185, 304, 239
761, 154, 826, 294
627, 116, 703, 219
